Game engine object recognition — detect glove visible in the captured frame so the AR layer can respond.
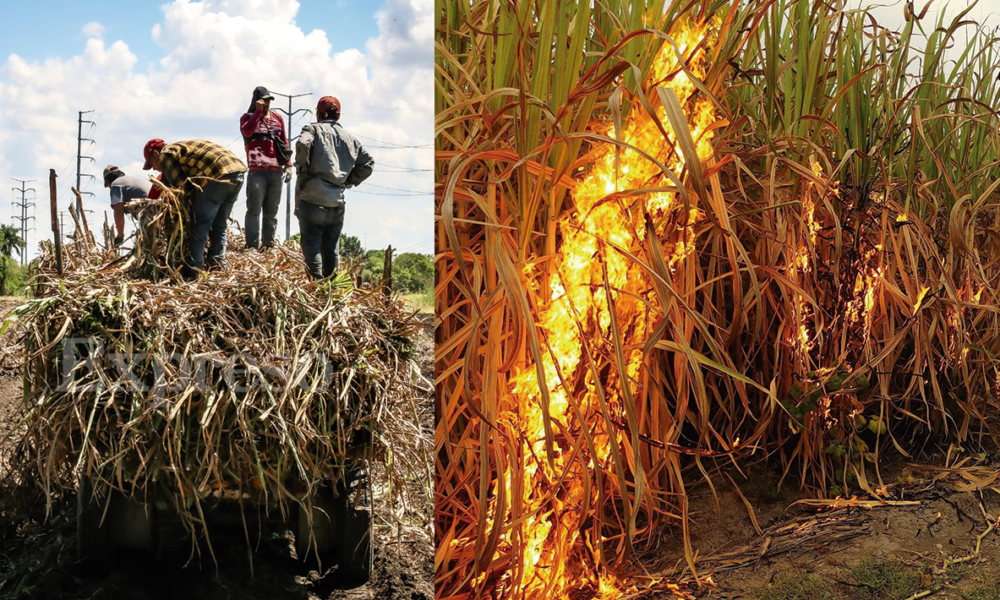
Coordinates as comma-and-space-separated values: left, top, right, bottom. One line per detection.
284, 166, 293, 183
114, 235, 125, 247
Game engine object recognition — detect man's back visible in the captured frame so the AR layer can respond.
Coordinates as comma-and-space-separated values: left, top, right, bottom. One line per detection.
160, 140, 247, 188
297, 121, 373, 188
295, 121, 373, 208
109, 175, 152, 205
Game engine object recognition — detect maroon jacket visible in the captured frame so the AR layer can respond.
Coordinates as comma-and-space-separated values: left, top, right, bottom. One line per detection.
239, 110, 291, 171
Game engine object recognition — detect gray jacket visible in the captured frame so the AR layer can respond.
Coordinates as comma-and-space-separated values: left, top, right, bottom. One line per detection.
294, 119, 374, 208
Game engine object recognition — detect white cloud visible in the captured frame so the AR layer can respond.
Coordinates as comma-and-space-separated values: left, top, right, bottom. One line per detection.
0, 0, 433, 257
82, 21, 106, 39
367, 0, 434, 69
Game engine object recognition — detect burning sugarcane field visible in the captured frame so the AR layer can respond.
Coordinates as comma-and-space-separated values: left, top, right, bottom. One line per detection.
435, 0, 1000, 598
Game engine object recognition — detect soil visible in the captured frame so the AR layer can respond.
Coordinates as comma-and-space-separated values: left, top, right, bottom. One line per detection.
0, 503, 432, 600
632, 458, 1000, 599
0, 297, 434, 600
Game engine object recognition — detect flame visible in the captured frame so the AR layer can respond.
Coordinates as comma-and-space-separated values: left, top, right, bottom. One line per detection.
494, 18, 719, 599
789, 158, 849, 358
913, 285, 930, 314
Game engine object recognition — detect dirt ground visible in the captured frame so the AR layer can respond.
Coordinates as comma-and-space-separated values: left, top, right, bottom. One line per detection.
630, 457, 1000, 600
0, 298, 434, 600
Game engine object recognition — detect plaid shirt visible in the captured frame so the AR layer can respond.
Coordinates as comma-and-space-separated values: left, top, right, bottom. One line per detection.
158, 140, 247, 189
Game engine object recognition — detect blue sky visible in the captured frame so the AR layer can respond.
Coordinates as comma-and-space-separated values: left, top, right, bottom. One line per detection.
0, 2, 378, 67
0, 0, 433, 260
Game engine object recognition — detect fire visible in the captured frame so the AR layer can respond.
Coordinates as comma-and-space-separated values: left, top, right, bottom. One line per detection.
789, 158, 849, 358
489, 18, 720, 599
913, 285, 930, 314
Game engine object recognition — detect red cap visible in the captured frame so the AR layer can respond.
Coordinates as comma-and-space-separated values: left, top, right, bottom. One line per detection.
317, 96, 340, 121
147, 173, 163, 199
143, 138, 166, 170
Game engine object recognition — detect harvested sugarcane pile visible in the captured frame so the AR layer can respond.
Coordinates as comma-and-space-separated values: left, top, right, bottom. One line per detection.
0, 181, 429, 552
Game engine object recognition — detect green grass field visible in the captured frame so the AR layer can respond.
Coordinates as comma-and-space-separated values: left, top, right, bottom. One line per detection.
402, 291, 433, 314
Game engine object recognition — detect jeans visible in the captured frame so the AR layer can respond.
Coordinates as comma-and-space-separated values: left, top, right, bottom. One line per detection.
188, 172, 245, 271
245, 170, 283, 248
297, 201, 345, 280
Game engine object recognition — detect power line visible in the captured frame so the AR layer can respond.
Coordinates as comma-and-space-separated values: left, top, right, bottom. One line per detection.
291, 112, 311, 131
54, 153, 77, 182
91, 122, 145, 165
365, 182, 434, 194
223, 135, 244, 152
380, 161, 430, 170
354, 190, 433, 197
396, 238, 434, 252
375, 166, 432, 173
352, 106, 431, 117
366, 144, 432, 150
353, 132, 433, 148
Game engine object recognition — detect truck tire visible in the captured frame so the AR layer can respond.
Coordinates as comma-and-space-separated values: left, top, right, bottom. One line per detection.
337, 504, 372, 583
77, 476, 112, 568
297, 475, 372, 583
297, 490, 335, 563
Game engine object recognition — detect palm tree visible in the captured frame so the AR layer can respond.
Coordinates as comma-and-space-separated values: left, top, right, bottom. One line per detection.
0, 224, 25, 295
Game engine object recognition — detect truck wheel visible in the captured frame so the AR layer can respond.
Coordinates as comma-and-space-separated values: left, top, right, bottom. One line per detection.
297, 490, 335, 563
297, 472, 372, 583
337, 504, 372, 583
77, 476, 112, 568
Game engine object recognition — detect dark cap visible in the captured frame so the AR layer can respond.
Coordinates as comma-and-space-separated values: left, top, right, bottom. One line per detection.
103, 165, 125, 187
248, 86, 275, 112
142, 139, 166, 170
317, 96, 340, 121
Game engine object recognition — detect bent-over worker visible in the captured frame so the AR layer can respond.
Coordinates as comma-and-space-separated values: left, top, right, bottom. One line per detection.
103, 165, 152, 246
142, 138, 247, 273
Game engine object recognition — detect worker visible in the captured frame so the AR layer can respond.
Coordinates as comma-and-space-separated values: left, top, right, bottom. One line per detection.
141, 138, 247, 273
239, 85, 293, 250
294, 96, 374, 280
103, 165, 152, 246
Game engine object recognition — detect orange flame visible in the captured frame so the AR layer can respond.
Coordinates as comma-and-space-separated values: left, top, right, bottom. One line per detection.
496, 18, 719, 599
913, 285, 930, 314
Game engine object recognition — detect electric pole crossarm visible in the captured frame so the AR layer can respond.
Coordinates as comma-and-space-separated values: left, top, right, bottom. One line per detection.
272, 108, 313, 142
77, 110, 95, 215
11, 178, 37, 266
269, 91, 312, 241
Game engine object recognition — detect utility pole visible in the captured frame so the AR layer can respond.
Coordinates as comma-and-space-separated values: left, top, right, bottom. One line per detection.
271, 91, 312, 241
10, 178, 36, 265
77, 110, 96, 216
49, 170, 62, 276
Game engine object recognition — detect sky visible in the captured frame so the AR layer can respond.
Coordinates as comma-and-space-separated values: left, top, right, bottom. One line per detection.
855, 0, 998, 29
0, 0, 434, 261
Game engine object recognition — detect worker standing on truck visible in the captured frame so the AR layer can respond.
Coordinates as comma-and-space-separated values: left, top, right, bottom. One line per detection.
141, 138, 247, 273
103, 165, 152, 247
294, 96, 374, 280
240, 85, 293, 250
